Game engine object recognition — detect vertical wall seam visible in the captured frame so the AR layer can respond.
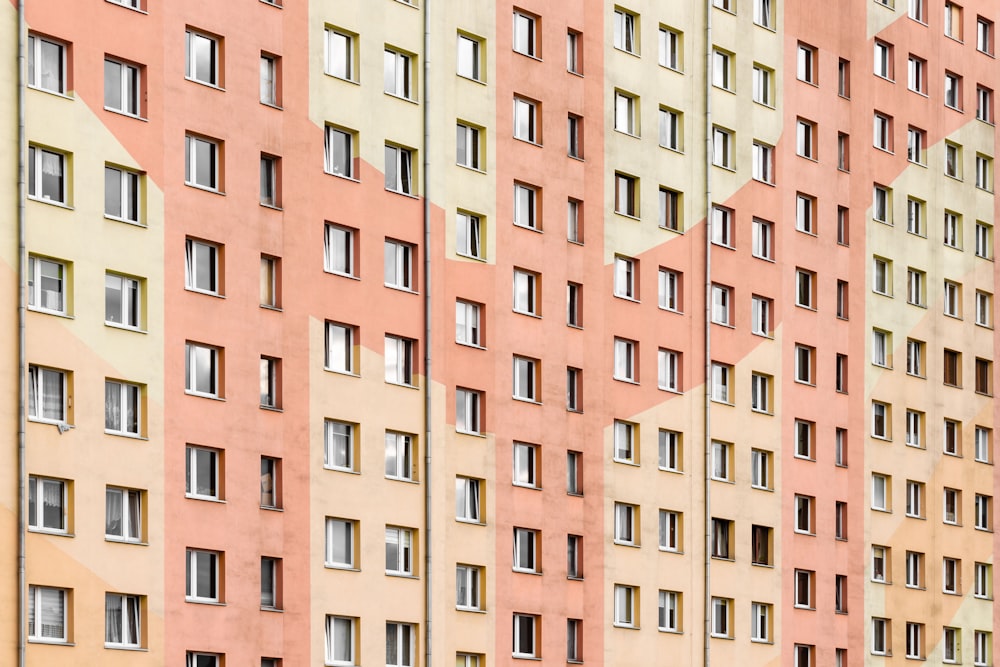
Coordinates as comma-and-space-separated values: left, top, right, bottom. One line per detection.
17, 1, 27, 666
422, 0, 433, 664
702, 1, 713, 666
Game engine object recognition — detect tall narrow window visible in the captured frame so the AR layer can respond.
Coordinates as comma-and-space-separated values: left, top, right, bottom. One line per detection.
104, 58, 141, 116
28, 34, 66, 94
260, 53, 278, 106
383, 48, 413, 99
105, 165, 141, 224
105, 594, 141, 646
185, 30, 219, 86
260, 155, 279, 207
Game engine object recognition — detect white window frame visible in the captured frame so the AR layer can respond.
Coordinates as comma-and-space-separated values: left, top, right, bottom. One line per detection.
185, 548, 220, 603
27, 34, 66, 94
27, 475, 67, 534
513, 183, 539, 230
456, 123, 481, 170
753, 141, 774, 182
105, 379, 141, 437
513, 614, 537, 658
512, 442, 538, 488
27, 585, 67, 643
658, 268, 680, 311
324, 419, 354, 472
614, 584, 637, 627
751, 295, 771, 337
613, 256, 638, 299
751, 602, 770, 642
614, 91, 636, 135
659, 591, 680, 632
260, 53, 277, 106
711, 362, 731, 403
104, 57, 141, 116
457, 33, 482, 81
185, 445, 219, 500
512, 11, 537, 58
104, 165, 141, 224
712, 48, 733, 91
184, 135, 219, 192
512, 526, 538, 571
456, 565, 482, 610
385, 431, 414, 481
659, 27, 680, 70
104, 592, 141, 648
105, 486, 142, 542
325, 322, 355, 375
324, 28, 355, 81
512, 355, 539, 401
712, 126, 733, 168
614, 420, 635, 464
27, 255, 66, 315
384, 240, 414, 291
752, 64, 773, 106
384, 335, 415, 386
184, 342, 219, 398
185, 30, 219, 86
385, 526, 414, 576
325, 615, 356, 666
27, 145, 67, 204
383, 47, 413, 99
27, 365, 67, 423
658, 349, 679, 392
324, 126, 355, 179
613, 9, 638, 54
456, 388, 481, 435
456, 476, 481, 522
659, 509, 681, 552
614, 502, 637, 545
384, 144, 414, 195
325, 517, 355, 568
324, 223, 355, 277
659, 107, 682, 151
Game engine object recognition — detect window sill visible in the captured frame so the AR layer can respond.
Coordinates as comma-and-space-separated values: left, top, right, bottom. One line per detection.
660, 306, 683, 316
512, 395, 541, 405
568, 153, 585, 162
512, 50, 542, 62
27, 417, 72, 428
513, 222, 543, 233
185, 495, 225, 503
260, 101, 284, 110
711, 241, 735, 250
385, 572, 419, 579
105, 645, 148, 651
386, 381, 419, 390
184, 286, 225, 298
613, 541, 640, 548
751, 561, 774, 568
106, 0, 148, 13
613, 623, 640, 630
567, 575, 584, 581
750, 484, 773, 492
457, 73, 486, 86
753, 100, 776, 110
873, 146, 894, 155
28, 528, 72, 538
384, 284, 419, 295
105, 321, 147, 334
904, 514, 925, 520
456, 251, 487, 262
324, 269, 360, 281
324, 170, 361, 183
27, 639, 73, 646
261, 606, 284, 613
456, 429, 485, 438
260, 405, 283, 412
613, 376, 639, 385
513, 568, 543, 576
184, 77, 225, 91
260, 304, 282, 312
457, 606, 487, 614
185, 599, 226, 606
456, 162, 486, 174
385, 188, 419, 199
658, 386, 682, 394
184, 391, 225, 401
614, 210, 641, 221
455, 517, 485, 526
104, 107, 148, 122
324, 564, 359, 572
513, 136, 542, 148
28, 307, 72, 319
659, 547, 683, 555
27, 195, 72, 210
613, 128, 641, 140
184, 181, 225, 195
384, 91, 419, 105
104, 430, 147, 440
27, 85, 73, 100
260, 505, 283, 512
613, 459, 639, 467
324, 367, 359, 378
260, 202, 283, 211
613, 294, 640, 304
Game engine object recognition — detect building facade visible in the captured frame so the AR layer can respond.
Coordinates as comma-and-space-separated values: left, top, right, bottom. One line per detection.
2, 0, 998, 665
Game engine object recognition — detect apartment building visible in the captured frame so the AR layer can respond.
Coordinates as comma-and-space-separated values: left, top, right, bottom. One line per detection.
1, 0, 997, 665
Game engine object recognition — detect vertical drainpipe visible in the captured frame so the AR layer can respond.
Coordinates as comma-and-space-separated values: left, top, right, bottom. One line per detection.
17, 2, 28, 667
702, 1, 713, 666
422, 0, 433, 665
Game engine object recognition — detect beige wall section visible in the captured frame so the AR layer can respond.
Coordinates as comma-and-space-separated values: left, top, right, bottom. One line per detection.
864, 123, 995, 662
867, 1, 904, 40
22, 44, 166, 666
0, 3, 21, 664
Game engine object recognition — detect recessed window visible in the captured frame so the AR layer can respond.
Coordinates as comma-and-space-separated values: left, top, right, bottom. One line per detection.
658, 268, 681, 312
185, 445, 220, 500
614, 420, 637, 464
27, 585, 68, 643
873, 112, 892, 152
457, 211, 484, 259
797, 43, 817, 84
872, 256, 892, 296
615, 173, 638, 217
456, 388, 482, 434
385, 525, 415, 575
104, 57, 141, 116
384, 239, 414, 290
184, 134, 220, 192
512, 10, 538, 57
906, 196, 924, 234
513, 268, 539, 315
751, 296, 772, 337
324, 125, 357, 179
659, 107, 682, 151
794, 344, 815, 385
260, 457, 280, 509
27, 255, 67, 316
512, 355, 539, 401
185, 548, 221, 602
711, 362, 732, 403
945, 72, 963, 110
513, 96, 539, 143
513, 526, 539, 571
711, 284, 731, 325
659, 430, 681, 473
712, 126, 733, 169
711, 440, 732, 482
513, 613, 538, 658
567, 198, 583, 242
184, 342, 220, 398
185, 29, 220, 86
794, 569, 815, 608
27, 365, 68, 424
325, 615, 357, 666
104, 593, 141, 649
324, 27, 356, 81
711, 517, 733, 559
385, 335, 416, 386
659, 187, 681, 231
259, 356, 280, 408
977, 85, 993, 123
614, 584, 638, 627
753, 141, 774, 182
27, 145, 68, 205
324, 223, 356, 277
659, 26, 681, 71
513, 182, 539, 230
385, 144, 414, 195
456, 476, 482, 522
105, 379, 142, 436
838, 58, 851, 97
456, 300, 482, 347
795, 494, 814, 534
907, 55, 925, 94
614, 255, 638, 300
752, 64, 773, 106
976, 290, 992, 327
104, 165, 141, 224
613, 8, 638, 55
28, 475, 68, 534
567, 282, 582, 327
712, 48, 733, 91
260, 557, 281, 610
874, 40, 893, 79
259, 255, 279, 309
614, 502, 638, 545
105, 486, 142, 541
566, 368, 582, 412
260, 53, 279, 106
325, 517, 356, 568
614, 91, 637, 135
28, 34, 67, 95
456, 122, 482, 169
260, 154, 279, 207
566, 30, 581, 75
711, 597, 732, 638
384, 47, 414, 99
711, 205, 733, 247
457, 32, 482, 81
945, 141, 962, 178
658, 348, 680, 392
513, 442, 538, 489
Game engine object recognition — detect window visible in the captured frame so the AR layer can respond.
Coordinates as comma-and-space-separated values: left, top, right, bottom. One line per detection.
566, 451, 583, 495
513, 96, 539, 143
944, 0, 963, 38
975, 562, 992, 598
977, 154, 992, 190
752, 64, 773, 105
838, 58, 851, 96
456, 388, 481, 434
614, 502, 637, 545
105, 379, 141, 436
751, 374, 771, 413
385, 432, 414, 481
976, 426, 992, 463
712, 48, 733, 90
260, 557, 280, 610
872, 473, 890, 511
512, 10, 537, 57
385, 336, 416, 386
711, 597, 732, 638
105, 486, 142, 541
185, 548, 220, 602
613, 8, 637, 54
567, 534, 583, 577
797, 43, 816, 83
907, 127, 925, 165
260, 155, 279, 207
566, 30, 581, 75
659, 510, 681, 552
794, 194, 816, 233
27, 365, 67, 423
908, 55, 925, 93
325, 616, 356, 666
713, 0, 733, 10
456, 300, 481, 347
385, 623, 415, 667
659, 107, 682, 151
794, 420, 814, 459
907, 339, 924, 376
456, 211, 484, 259
659, 26, 681, 70
835, 503, 847, 540
978, 85, 993, 122
907, 197, 924, 235
796, 270, 815, 308
28, 476, 66, 534
614, 420, 636, 464
27, 34, 66, 94
513, 183, 539, 230
873, 257, 891, 295
906, 550, 924, 587
711, 362, 732, 403
659, 430, 681, 472
753, 142, 774, 182
512, 442, 537, 488
260, 53, 278, 106
904, 622, 923, 659
872, 185, 891, 224
185, 134, 220, 192
836, 206, 850, 245
944, 281, 961, 318
794, 569, 814, 608
105, 593, 141, 648
325, 517, 355, 568
513, 614, 538, 658
944, 627, 961, 663
837, 280, 849, 319
324, 224, 355, 277
658, 269, 680, 311
836, 354, 848, 392
513, 355, 539, 401
909, 0, 925, 20
975, 631, 992, 667
102, 165, 143, 228
384, 240, 414, 290
657, 349, 679, 392
185, 445, 219, 500
324, 420, 354, 472
979, 16, 994, 53
711, 441, 732, 482
712, 126, 733, 168
27, 256, 66, 316
754, 0, 774, 27
513, 526, 538, 571
835, 428, 848, 466
324, 28, 355, 80
614, 172, 637, 217
259, 457, 280, 509
795, 494, 814, 534
871, 329, 890, 368
751, 449, 771, 489
711, 518, 733, 559
976, 494, 992, 530
259, 357, 280, 408
614, 256, 637, 299
977, 222, 993, 259
385, 526, 414, 575
872, 401, 890, 438
567, 283, 582, 327
104, 57, 141, 117
977, 358, 993, 395
259, 256, 279, 308
27, 145, 67, 204
185, 30, 219, 86
659, 591, 680, 633
568, 198, 583, 241
752, 524, 772, 564
874, 41, 893, 79
384, 48, 413, 99
325, 322, 356, 374
711, 284, 731, 325
944, 487, 961, 524
456, 476, 482, 522
945, 72, 963, 109
27, 586, 67, 642
711, 205, 733, 247
614, 584, 637, 628
795, 345, 814, 385
944, 212, 961, 249
872, 545, 889, 582
385, 144, 414, 194
945, 142, 962, 178
324, 126, 356, 178
614, 91, 636, 135
873, 112, 892, 151
456, 565, 482, 610
944, 348, 962, 387
184, 342, 219, 398
906, 480, 925, 517
567, 114, 582, 158
944, 556, 961, 593
837, 133, 850, 170
752, 219, 773, 260
457, 33, 482, 81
